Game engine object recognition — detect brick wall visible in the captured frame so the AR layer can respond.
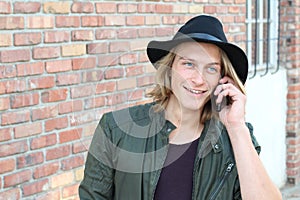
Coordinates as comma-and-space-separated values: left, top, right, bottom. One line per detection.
281, 0, 300, 185
0, 0, 280, 199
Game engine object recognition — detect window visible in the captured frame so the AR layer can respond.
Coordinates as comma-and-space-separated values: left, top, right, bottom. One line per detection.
246, 0, 279, 78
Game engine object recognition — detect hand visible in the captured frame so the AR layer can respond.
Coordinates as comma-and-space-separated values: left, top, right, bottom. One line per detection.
213, 76, 246, 128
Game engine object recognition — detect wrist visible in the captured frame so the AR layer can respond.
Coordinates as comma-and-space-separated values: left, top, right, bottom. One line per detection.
225, 123, 250, 141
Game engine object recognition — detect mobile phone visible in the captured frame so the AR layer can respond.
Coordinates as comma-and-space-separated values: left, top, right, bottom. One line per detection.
211, 83, 228, 112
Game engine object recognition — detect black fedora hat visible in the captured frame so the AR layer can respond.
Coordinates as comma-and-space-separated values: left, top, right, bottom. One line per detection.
147, 15, 248, 84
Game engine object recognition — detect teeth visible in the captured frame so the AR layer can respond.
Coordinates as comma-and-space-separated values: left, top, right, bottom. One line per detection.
185, 87, 203, 94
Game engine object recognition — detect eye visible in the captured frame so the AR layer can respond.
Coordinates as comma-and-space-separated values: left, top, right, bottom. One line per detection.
182, 61, 194, 68
206, 65, 219, 74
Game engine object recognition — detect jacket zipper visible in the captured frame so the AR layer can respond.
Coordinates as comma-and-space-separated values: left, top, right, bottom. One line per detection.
208, 162, 235, 200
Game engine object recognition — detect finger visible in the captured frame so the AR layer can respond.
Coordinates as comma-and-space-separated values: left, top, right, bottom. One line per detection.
215, 84, 241, 103
213, 84, 223, 95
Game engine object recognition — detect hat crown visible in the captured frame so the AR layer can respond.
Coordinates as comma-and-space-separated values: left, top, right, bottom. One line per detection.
174, 15, 228, 43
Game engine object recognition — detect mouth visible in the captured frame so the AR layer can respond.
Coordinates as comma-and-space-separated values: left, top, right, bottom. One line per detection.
183, 86, 207, 95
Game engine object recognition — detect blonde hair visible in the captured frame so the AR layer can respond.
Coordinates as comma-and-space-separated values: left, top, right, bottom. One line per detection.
147, 45, 246, 123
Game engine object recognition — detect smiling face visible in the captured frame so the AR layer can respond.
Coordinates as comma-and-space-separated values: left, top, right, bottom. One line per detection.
170, 42, 222, 112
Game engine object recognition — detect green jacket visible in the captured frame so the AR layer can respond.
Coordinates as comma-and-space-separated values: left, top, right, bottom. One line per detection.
79, 103, 260, 200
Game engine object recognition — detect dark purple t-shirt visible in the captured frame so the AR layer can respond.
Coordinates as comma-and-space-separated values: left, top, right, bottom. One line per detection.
154, 138, 200, 200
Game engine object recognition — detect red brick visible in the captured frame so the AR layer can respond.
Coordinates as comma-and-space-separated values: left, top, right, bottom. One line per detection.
70, 85, 95, 98
14, 2, 41, 13
14, 32, 41, 46
0, 79, 26, 94
104, 68, 124, 79
155, 4, 173, 13
44, 2, 70, 14
33, 162, 59, 179
0, 140, 28, 157
27, 16, 54, 29
81, 16, 104, 27
95, 29, 116, 39
22, 179, 49, 197
128, 89, 144, 101
228, 6, 240, 13
46, 145, 71, 160
1, 110, 30, 125
70, 112, 95, 126
0, 49, 30, 63
96, 81, 116, 94
118, 4, 137, 13
0, 16, 24, 29
10, 93, 39, 109
87, 43, 108, 54
73, 139, 91, 153
204, 5, 217, 13
138, 28, 155, 38
56, 16, 80, 28
4, 170, 31, 187
16, 62, 44, 76
32, 105, 58, 121
155, 27, 174, 37
45, 59, 72, 73
35, 189, 60, 200
96, 3, 117, 13
82, 70, 104, 82
2, 68, 14, 83
162, 16, 180, 25
84, 96, 106, 109
97, 54, 119, 67
56, 73, 81, 85
117, 28, 137, 39
33, 46, 60, 59
126, 65, 144, 77
30, 133, 57, 150
72, 30, 94, 41
145, 16, 161, 25
61, 155, 84, 170
105, 16, 126, 26
0, 33, 11, 47
42, 88, 68, 103
71, 2, 94, 13
0, 128, 12, 142
139, 52, 149, 63
0, 96, 10, 111
126, 16, 145, 26
138, 4, 156, 13
109, 41, 130, 52
137, 75, 155, 87
0, 188, 20, 200
14, 122, 42, 139
119, 53, 138, 65
44, 31, 70, 43
17, 152, 44, 169
0, 2, 11, 14
45, 117, 68, 132
0, 158, 15, 174
58, 100, 83, 114
28, 76, 55, 90
72, 57, 97, 70
63, 183, 80, 198
106, 93, 127, 106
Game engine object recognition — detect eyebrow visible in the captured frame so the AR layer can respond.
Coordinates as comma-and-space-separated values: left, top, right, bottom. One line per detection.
178, 56, 221, 66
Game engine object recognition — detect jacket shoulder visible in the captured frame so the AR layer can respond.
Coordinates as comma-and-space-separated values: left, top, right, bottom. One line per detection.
101, 102, 156, 129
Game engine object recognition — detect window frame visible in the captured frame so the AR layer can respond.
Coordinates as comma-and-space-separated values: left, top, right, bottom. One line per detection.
246, 0, 279, 77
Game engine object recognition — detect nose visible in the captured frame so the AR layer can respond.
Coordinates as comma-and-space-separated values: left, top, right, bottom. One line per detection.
191, 68, 205, 84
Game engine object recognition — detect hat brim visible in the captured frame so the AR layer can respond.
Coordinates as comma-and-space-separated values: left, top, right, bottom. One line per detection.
147, 34, 248, 84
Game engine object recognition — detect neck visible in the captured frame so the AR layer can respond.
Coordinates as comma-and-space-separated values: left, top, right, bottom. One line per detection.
165, 95, 204, 144
165, 95, 202, 129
